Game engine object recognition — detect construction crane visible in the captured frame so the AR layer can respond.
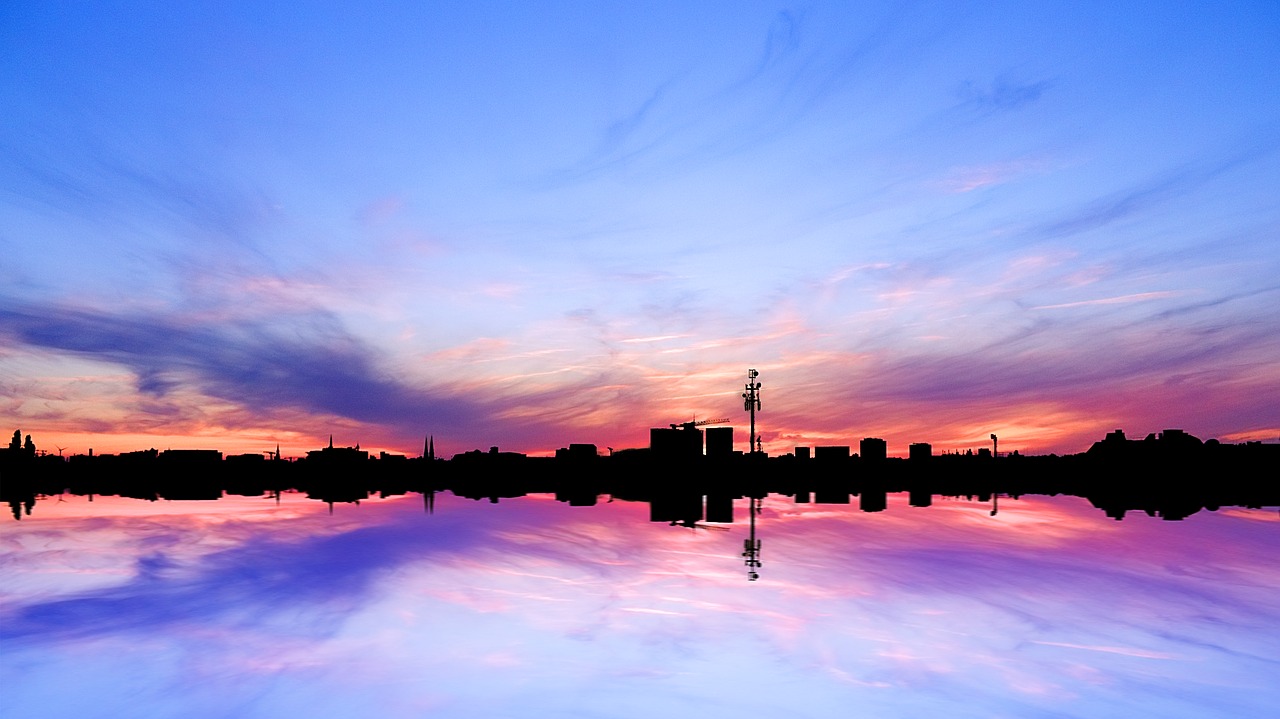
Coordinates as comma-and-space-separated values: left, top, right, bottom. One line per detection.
669, 418, 731, 430
669, 519, 729, 532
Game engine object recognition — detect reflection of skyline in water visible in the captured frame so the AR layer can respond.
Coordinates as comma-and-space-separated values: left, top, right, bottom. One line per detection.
2, 492, 1278, 717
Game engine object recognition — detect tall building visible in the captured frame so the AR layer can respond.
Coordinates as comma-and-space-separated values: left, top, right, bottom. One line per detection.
705, 427, 734, 458
814, 445, 850, 461
860, 437, 887, 462
650, 426, 703, 459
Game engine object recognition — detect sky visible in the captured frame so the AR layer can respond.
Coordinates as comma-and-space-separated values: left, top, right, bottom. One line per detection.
2, 1, 1279, 457
3, 493, 1278, 717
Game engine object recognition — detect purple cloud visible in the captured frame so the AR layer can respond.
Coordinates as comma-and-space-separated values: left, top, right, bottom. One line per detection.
0, 298, 488, 438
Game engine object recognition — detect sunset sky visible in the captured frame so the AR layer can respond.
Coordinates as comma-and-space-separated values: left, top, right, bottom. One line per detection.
3, 1, 1278, 457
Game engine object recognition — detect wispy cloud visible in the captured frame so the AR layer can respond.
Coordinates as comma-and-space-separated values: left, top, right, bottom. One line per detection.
1029, 641, 1179, 660
4, 138, 275, 251
1033, 148, 1270, 241
619, 335, 689, 344
1030, 291, 1178, 310
958, 77, 1053, 112
938, 158, 1048, 194
753, 10, 804, 76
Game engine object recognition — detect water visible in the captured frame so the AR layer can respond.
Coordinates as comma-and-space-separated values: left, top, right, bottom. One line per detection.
2, 491, 1277, 718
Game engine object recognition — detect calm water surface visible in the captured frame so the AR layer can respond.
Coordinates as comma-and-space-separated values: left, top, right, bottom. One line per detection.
2, 491, 1277, 718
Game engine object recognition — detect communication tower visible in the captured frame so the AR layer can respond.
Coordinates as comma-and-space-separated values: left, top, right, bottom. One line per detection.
742, 369, 761, 454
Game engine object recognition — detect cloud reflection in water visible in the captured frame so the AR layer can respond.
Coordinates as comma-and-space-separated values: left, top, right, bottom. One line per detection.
1, 493, 1277, 718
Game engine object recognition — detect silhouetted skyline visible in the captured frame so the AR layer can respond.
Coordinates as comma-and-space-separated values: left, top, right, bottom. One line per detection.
6, 424, 1276, 527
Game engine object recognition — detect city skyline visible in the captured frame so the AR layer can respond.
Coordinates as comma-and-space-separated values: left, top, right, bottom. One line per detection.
3, 2, 1279, 459
2, 417, 1268, 462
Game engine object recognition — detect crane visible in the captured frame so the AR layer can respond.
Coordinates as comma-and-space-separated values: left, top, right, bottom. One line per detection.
669, 418, 731, 430
669, 519, 729, 532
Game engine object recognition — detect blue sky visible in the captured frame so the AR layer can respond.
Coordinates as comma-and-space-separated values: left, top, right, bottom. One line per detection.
2, 1, 1278, 456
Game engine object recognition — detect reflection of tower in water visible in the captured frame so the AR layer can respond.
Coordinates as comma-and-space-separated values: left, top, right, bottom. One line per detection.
742, 496, 763, 581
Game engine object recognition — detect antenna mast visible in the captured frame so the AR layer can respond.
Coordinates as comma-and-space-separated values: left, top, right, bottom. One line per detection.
742, 368, 761, 454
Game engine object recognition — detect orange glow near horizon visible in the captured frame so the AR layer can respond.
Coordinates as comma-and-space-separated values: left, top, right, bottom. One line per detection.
6, 334, 1278, 459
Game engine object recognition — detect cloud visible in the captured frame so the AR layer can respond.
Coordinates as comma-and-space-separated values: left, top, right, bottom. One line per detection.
1029, 642, 1178, 660
619, 335, 689, 344
598, 85, 669, 155
1033, 148, 1269, 241
1030, 291, 1179, 310
1153, 284, 1280, 320
536, 6, 909, 189
747, 10, 805, 79
958, 77, 1053, 112
939, 159, 1048, 194
4, 138, 273, 250
853, 318, 1275, 407
0, 298, 488, 436
0, 296, 708, 455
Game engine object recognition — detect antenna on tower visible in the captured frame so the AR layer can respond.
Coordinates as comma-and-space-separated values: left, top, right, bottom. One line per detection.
742, 368, 761, 454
